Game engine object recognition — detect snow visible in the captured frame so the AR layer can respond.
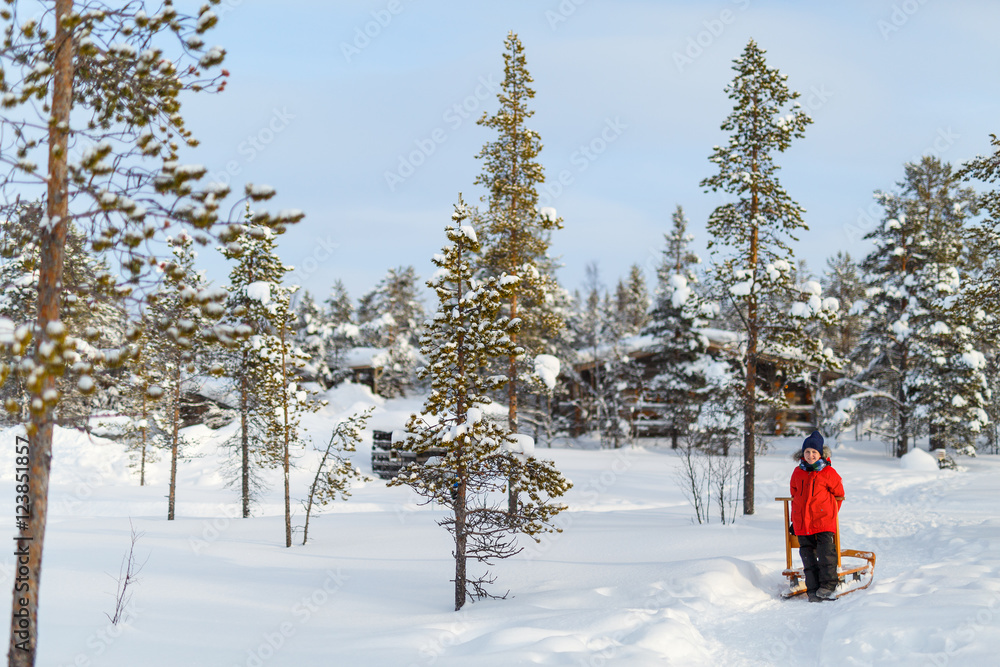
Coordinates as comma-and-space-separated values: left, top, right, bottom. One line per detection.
505, 433, 535, 456
6, 391, 1000, 666
245, 281, 271, 305
459, 225, 478, 244
899, 447, 940, 471
534, 354, 560, 390
669, 274, 692, 308
0, 317, 14, 345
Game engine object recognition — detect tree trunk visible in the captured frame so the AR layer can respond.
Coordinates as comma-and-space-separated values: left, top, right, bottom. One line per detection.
454, 484, 467, 611
240, 368, 249, 518
168, 363, 180, 520
281, 325, 291, 548
742, 124, 761, 517
507, 294, 518, 516
139, 393, 147, 486
9, 2, 74, 664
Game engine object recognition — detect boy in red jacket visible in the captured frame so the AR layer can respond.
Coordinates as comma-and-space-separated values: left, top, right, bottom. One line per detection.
790, 430, 844, 602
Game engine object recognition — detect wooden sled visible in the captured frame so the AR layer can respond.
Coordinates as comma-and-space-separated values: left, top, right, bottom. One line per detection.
776, 496, 876, 599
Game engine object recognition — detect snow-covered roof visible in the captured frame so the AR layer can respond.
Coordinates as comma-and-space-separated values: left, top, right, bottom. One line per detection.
342, 346, 389, 369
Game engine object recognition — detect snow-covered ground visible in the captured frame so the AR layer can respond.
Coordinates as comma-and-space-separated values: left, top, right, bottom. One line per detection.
2, 384, 998, 666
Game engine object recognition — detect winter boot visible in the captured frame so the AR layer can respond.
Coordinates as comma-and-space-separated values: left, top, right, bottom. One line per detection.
816, 586, 838, 600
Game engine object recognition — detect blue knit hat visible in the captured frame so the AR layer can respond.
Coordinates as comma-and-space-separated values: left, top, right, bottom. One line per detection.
801, 430, 824, 456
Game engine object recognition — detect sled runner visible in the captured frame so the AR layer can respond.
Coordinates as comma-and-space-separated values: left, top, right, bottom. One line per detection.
775, 496, 876, 599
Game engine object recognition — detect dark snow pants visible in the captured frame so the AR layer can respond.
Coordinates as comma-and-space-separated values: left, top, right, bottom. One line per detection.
798, 531, 838, 593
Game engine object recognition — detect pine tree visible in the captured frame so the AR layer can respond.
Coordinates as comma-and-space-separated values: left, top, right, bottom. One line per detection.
146, 233, 225, 520
644, 206, 732, 449
474, 32, 565, 435
959, 135, 1000, 452
293, 290, 334, 387
357, 266, 424, 397
0, 4, 301, 661
323, 279, 359, 386
389, 198, 570, 610
613, 264, 649, 336
0, 201, 125, 423
118, 309, 169, 486
220, 220, 317, 529
848, 157, 985, 454
821, 252, 866, 360
700, 40, 837, 515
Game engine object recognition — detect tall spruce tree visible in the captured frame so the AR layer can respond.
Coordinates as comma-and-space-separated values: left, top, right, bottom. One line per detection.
390, 198, 570, 610
959, 135, 1000, 451
848, 157, 985, 454
475, 32, 566, 512
474, 32, 564, 434
700, 40, 837, 515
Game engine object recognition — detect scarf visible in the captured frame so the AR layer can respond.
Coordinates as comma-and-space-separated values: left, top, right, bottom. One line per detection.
799, 457, 828, 473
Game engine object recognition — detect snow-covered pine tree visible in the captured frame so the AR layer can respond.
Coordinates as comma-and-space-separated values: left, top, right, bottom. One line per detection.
644, 205, 729, 449
323, 279, 359, 386
357, 266, 424, 397
0, 3, 301, 661
474, 32, 565, 438
301, 407, 371, 545
959, 135, 1000, 452
0, 200, 125, 423
390, 198, 570, 610
847, 157, 986, 455
700, 40, 838, 515
146, 233, 225, 520
219, 220, 318, 529
294, 291, 326, 384
613, 264, 650, 336
267, 305, 318, 548
822, 252, 866, 361
116, 308, 171, 486
814, 252, 868, 436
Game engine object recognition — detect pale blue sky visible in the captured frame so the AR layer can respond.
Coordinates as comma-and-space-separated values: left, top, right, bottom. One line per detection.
179, 0, 1000, 303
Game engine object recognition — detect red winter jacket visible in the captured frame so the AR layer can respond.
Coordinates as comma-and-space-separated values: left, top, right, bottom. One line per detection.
790, 461, 844, 536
